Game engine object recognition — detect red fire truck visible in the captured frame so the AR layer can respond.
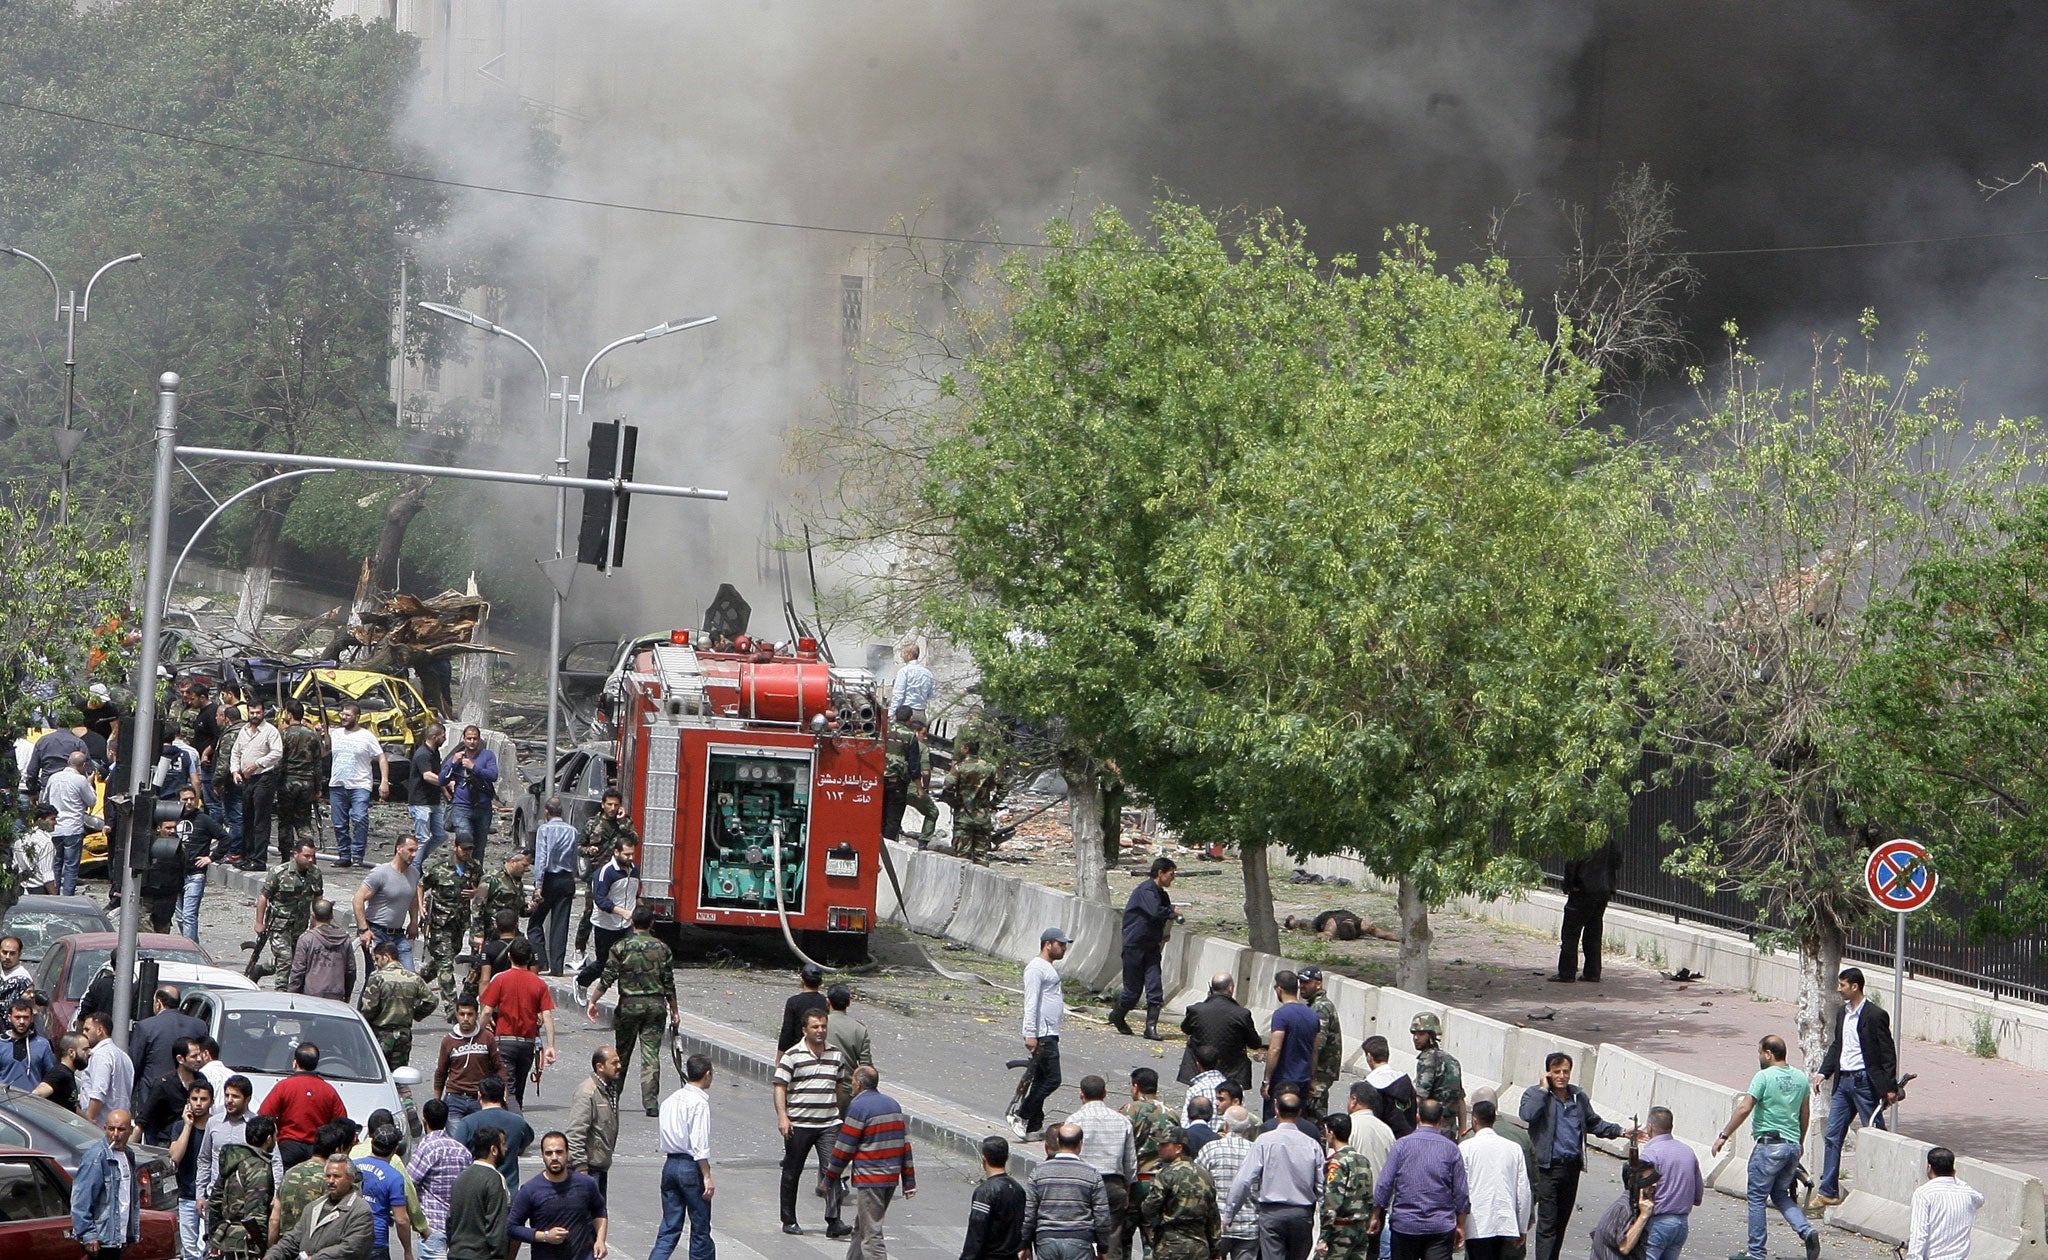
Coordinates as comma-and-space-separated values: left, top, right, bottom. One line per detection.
606, 631, 888, 962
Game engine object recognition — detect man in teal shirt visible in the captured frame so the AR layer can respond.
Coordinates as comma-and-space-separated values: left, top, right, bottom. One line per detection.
1711, 1035, 1818, 1260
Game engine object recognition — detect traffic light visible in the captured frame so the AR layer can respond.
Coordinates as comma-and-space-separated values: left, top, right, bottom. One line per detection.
577, 420, 639, 570
123, 789, 185, 875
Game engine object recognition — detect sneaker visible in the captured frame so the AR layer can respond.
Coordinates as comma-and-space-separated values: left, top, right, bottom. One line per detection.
1010, 1116, 1031, 1140
645, 1107, 658, 1117
1806, 1231, 1822, 1260
573, 983, 589, 1006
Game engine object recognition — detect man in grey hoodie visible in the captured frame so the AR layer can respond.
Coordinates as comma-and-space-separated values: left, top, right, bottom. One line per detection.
289, 901, 357, 1002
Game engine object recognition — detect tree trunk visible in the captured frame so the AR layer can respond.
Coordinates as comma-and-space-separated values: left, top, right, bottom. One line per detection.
1396, 875, 1433, 994
1061, 748, 1111, 904
1101, 776, 1126, 869
233, 479, 302, 640
1240, 839, 1281, 955
1798, 915, 1846, 1165
457, 573, 491, 729
369, 479, 431, 592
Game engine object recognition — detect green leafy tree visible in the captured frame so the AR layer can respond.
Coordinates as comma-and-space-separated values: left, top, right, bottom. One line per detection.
1629, 320, 2039, 1059
0, 0, 477, 630
1841, 487, 2048, 938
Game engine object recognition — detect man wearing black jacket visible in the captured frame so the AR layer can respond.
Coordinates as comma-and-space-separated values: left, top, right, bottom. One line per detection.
1109, 858, 1182, 1040
1554, 840, 1622, 983
1178, 973, 1264, 1091
1520, 1051, 1624, 1260
959, 1135, 1025, 1260
1812, 966, 1897, 1205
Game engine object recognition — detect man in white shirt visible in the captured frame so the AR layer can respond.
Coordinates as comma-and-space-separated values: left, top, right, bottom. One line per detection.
650, 1054, 715, 1260
79, 1010, 134, 1124
1908, 1147, 1982, 1260
887, 644, 934, 722
1013, 927, 1069, 1141
1461, 1097, 1532, 1260
1071, 1074, 1137, 1255
13, 806, 56, 895
42, 751, 99, 895
230, 699, 284, 864
326, 702, 389, 868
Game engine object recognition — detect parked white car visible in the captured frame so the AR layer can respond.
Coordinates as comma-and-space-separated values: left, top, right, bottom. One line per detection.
176, 989, 422, 1149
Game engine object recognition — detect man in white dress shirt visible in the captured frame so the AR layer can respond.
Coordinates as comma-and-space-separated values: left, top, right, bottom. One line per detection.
1908, 1147, 1982, 1260
649, 1054, 716, 1260
1460, 1097, 1532, 1260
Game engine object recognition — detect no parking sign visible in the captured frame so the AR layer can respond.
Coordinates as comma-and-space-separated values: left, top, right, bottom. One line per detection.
1865, 839, 1937, 913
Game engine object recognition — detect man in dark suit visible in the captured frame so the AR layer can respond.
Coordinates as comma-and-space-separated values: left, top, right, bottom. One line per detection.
128, 985, 205, 1121
1177, 972, 1264, 1090
1553, 840, 1622, 982
1812, 966, 1897, 1205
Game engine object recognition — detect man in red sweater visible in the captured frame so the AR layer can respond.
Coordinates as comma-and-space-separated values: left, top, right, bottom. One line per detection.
259, 1043, 346, 1165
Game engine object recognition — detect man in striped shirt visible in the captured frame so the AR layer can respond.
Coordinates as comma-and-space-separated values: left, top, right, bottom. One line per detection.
1197, 1107, 1261, 1260
826, 1065, 917, 1258
1070, 1075, 1138, 1260
776, 1009, 851, 1239
1907, 1147, 1982, 1260
406, 1099, 472, 1260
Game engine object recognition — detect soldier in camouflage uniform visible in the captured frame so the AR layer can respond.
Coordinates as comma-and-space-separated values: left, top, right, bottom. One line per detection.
207, 1121, 278, 1260
360, 940, 437, 1068
476, 848, 531, 948
1319, 1112, 1378, 1260
419, 835, 482, 1020
1300, 965, 1343, 1117
574, 790, 639, 957
1120, 1067, 1177, 1259
254, 839, 324, 988
275, 702, 325, 864
1140, 1125, 1221, 1260
941, 737, 998, 863
584, 904, 677, 1115
1409, 1013, 1465, 1131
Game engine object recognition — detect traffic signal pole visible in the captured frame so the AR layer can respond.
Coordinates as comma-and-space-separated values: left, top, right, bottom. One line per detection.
109, 372, 728, 1047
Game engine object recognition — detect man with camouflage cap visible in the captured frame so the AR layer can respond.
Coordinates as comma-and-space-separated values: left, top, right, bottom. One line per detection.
1411, 1014, 1466, 1132
254, 839, 324, 988
573, 789, 639, 960
275, 703, 325, 865
419, 834, 482, 1020
1320, 1112, 1377, 1260
943, 737, 999, 863
585, 904, 678, 1116
1140, 1123, 1221, 1260
1300, 966, 1343, 1117
360, 939, 437, 1069
208, 1113, 278, 1260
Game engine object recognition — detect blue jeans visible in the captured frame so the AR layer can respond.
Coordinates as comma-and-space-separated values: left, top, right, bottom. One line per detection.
452, 801, 491, 858
442, 1093, 480, 1127
650, 1154, 713, 1260
177, 1198, 203, 1260
330, 786, 372, 863
1746, 1138, 1813, 1258
55, 833, 84, 895
368, 923, 415, 971
211, 779, 244, 847
417, 1233, 445, 1260
176, 873, 207, 943
1645, 1213, 1689, 1260
411, 803, 446, 865
1818, 1070, 1887, 1197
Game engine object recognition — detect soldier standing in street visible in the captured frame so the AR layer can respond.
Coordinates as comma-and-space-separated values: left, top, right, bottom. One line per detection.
476, 850, 531, 957
360, 940, 437, 1070
1300, 967, 1343, 1117
1320, 1112, 1377, 1260
1109, 857, 1182, 1039
1141, 1124, 1221, 1260
275, 702, 325, 866
420, 836, 482, 1021
943, 737, 999, 863
1121, 1067, 1176, 1259
208, 1114, 278, 1260
573, 790, 638, 963
880, 708, 921, 844
584, 904, 678, 1117
254, 839, 324, 989
1411, 1015, 1466, 1132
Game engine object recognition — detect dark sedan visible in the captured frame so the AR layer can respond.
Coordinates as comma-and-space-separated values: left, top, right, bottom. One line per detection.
0, 898, 112, 967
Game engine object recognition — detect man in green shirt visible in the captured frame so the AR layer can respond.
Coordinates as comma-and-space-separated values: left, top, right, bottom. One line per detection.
1712, 1035, 1819, 1260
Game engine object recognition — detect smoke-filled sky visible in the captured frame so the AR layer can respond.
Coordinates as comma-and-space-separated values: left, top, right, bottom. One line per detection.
397, 0, 2048, 644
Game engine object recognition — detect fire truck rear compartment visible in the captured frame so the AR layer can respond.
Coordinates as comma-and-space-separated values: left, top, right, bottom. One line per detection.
701, 751, 810, 913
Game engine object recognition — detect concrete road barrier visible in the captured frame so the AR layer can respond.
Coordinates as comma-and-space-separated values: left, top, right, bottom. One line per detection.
1326, 975, 1379, 1077
1443, 1008, 1514, 1098
1504, 1028, 1599, 1113
1587, 1045, 1660, 1159
1646, 1064, 1750, 1194
1373, 987, 1449, 1078
1827, 1128, 2048, 1259
876, 841, 914, 921
997, 879, 1078, 963
899, 847, 964, 935
1170, 934, 1253, 1015
1058, 898, 1124, 993
945, 863, 1019, 953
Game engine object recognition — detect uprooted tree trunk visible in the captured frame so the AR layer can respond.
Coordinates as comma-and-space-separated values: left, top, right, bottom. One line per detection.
1240, 839, 1280, 955
458, 575, 491, 729
1061, 748, 1111, 905
1396, 875, 1433, 995
369, 478, 431, 592
234, 476, 305, 639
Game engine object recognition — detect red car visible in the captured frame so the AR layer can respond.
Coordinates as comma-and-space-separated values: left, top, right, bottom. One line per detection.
0, 1144, 177, 1260
32, 934, 213, 1040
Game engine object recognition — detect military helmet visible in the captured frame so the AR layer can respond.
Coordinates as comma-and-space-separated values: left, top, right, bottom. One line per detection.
1410, 1013, 1443, 1036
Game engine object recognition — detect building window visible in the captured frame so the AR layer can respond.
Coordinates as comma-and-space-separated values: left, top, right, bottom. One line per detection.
840, 274, 864, 375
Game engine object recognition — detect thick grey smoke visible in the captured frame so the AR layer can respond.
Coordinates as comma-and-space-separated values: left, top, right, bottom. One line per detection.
395, 1, 2048, 642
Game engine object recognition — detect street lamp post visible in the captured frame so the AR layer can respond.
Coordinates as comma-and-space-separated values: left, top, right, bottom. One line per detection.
0, 247, 143, 523
418, 301, 716, 790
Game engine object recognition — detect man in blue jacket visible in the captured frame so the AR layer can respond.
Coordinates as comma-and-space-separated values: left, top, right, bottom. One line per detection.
1519, 1052, 1626, 1260
72, 1109, 144, 1260
444, 727, 499, 859
1109, 858, 1183, 1041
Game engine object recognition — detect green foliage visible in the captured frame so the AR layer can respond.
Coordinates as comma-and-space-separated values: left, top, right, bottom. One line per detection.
1971, 1013, 1999, 1059
1632, 323, 2040, 959
927, 201, 1647, 934
1841, 487, 2048, 938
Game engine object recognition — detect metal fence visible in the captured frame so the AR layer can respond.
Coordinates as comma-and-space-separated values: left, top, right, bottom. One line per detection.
1538, 754, 2048, 1006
